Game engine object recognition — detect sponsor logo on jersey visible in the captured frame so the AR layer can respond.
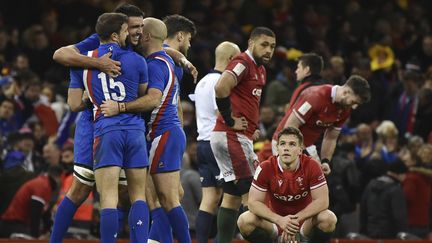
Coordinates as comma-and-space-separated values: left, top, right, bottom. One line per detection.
316, 120, 334, 127
252, 88, 262, 97
273, 191, 309, 202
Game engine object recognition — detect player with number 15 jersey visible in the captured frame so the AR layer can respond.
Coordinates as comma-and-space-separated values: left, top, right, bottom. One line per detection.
69, 42, 149, 169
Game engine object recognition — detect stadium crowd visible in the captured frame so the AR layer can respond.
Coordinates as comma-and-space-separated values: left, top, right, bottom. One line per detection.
0, 0, 431, 242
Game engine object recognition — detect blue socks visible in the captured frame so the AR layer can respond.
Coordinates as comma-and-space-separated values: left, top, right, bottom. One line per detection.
117, 207, 127, 236
149, 207, 173, 243
100, 208, 118, 243
195, 210, 214, 243
128, 200, 149, 243
50, 196, 78, 243
167, 206, 191, 243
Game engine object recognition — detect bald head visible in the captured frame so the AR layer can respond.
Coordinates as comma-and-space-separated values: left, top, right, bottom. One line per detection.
214, 41, 240, 70
143, 17, 167, 41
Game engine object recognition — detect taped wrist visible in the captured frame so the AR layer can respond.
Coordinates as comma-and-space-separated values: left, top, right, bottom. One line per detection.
216, 97, 235, 127
321, 158, 332, 168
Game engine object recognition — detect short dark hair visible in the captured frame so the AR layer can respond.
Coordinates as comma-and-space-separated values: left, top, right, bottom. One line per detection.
345, 75, 371, 103
298, 53, 324, 75
163, 15, 196, 38
95, 13, 128, 41
114, 3, 144, 17
250, 27, 275, 39
277, 127, 304, 145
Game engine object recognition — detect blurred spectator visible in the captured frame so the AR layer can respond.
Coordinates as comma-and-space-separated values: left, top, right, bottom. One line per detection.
328, 56, 347, 85
0, 98, 18, 138
328, 143, 361, 237
0, 165, 62, 238
414, 87, 432, 141
42, 142, 61, 169
400, 146, 431, 238
373, 120, 399, 164
181, 100, 197, 139
417, 35, 432, 72
257, 105, 275, 141
354, 123, 375, 165
360, 159, 408, 239
180, 152, 202, 237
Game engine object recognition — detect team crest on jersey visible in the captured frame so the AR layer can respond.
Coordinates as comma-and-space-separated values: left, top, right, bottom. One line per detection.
233, 63, 246, 76
278, 179, 283, 187
296, 177, 304, 186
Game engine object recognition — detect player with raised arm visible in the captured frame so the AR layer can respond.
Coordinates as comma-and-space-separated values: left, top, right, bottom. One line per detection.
210, 27, 276, 243
192, 41, 241, 243
272, 75, 371, 174
238, 127, 337, 243
67, 13, 150, 243
100, 18, 191, 243
49, 4, 147, 242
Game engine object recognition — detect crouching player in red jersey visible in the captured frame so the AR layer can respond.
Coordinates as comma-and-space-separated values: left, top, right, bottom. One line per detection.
238, 127, 337, 243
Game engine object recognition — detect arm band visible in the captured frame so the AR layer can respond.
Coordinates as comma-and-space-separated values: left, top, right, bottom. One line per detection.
216, 97, 235, 127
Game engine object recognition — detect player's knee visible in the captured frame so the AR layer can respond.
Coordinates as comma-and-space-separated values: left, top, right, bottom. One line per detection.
237, 211, 258, 235
158, 192, 179, 211
66, 182, 92, 205
317, 210, 337, 232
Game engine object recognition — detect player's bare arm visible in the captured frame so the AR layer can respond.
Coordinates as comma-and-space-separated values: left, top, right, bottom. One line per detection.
100, 86, 162, 116
293, 183, 329, 222
215, 71, 248, 131
284, 112, 303, 129
53, 45, 121, 76
164, 46, 198, 82
67, 88, 86, 112
249, 186, 299, 235
320, 127, 340, 174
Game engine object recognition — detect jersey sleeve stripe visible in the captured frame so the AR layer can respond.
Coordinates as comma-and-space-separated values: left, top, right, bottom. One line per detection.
252, 182, 268, 192
31, 195, 46, 205
310, 180, 327, 190
148, 56, 176, 139
293, 110, 306, 124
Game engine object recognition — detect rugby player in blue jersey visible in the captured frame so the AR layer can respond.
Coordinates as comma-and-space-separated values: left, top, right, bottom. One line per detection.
68, 13, 150, 243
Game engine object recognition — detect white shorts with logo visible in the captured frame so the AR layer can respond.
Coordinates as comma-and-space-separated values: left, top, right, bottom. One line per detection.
210, 131, 258, 182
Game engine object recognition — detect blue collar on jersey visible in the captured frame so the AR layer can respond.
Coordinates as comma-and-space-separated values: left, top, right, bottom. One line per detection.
147, 50, 167, 59
100, 42, 121, 51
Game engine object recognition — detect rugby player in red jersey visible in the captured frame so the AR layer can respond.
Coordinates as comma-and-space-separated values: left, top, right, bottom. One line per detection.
238, 127, 337, 243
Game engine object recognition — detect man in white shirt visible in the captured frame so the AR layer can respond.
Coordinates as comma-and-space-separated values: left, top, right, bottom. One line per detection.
191, 41, 240, 243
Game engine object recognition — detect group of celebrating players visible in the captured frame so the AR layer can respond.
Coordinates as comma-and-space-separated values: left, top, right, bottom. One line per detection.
49, 3, 371, 243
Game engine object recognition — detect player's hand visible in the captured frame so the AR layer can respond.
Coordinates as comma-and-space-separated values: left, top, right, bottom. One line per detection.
101, 100, 120, 117
179, 57, 198, 83
321, 162, 331, 175
252, 129, 260, 141
277, 215, 300, 235
231, 116, 248, 131
97, 52, 121, 77
279, 230, 298, 243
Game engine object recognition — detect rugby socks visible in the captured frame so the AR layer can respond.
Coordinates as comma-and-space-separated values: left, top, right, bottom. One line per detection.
128, 200, 149, 243
117, 207, 127, 236
309, 226, 332, 243
195, 210, 214, 243
50, 196, 78, 243
149, 207, 173, 243
100, 208, 118, 243
242, 228, 272, 243
216, 207, 238, 243
167, 206, 191, 243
